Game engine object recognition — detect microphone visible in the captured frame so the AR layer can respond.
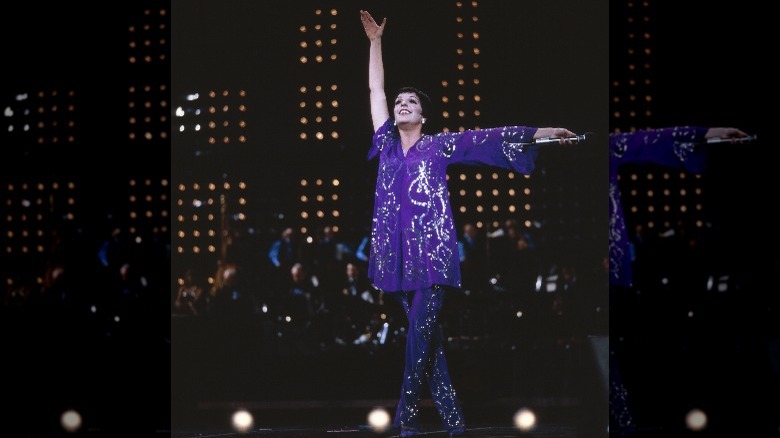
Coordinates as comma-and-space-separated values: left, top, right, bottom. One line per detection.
705, 134, 758, 144
533, 132, 592, 144
505, 132, 593, 147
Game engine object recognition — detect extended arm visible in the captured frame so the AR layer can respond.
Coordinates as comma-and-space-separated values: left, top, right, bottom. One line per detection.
610, 126, 750, 171
533, 127, 577, 142
360, 10, 389, 132
609, 126, 709, 170
704, 127, 749, 141
436, 124, 577, 174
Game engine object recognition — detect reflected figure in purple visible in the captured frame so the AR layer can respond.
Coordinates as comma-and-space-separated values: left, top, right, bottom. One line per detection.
608, 125, 751, 436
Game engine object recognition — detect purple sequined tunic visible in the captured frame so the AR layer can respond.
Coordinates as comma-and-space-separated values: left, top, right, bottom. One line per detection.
368, 117, 539, 293
608, 126, 708, 287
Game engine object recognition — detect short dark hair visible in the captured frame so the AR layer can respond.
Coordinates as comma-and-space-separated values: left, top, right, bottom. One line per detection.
396, 86, 432, 117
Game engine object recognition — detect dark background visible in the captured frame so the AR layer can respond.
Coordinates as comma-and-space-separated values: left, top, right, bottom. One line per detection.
1, 1, 171, 435
610, 1, 776, 435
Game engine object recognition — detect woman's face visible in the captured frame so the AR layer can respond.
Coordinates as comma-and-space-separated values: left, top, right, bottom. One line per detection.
394, 92, 424, 126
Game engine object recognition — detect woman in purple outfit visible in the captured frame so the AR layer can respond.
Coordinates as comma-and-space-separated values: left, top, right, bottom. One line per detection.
608, 126, 749, 289
607, 125, 750, 436
360, 10, 577, 436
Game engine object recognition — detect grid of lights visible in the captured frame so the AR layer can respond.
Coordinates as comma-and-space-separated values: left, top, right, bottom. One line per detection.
447, 170, 535, 230
440, 1, 482, 133
298, 84, 340, 141
298, 8, 340, 142
175, 90, 248, 145
128, 178, 169, 236
1, 179, 77, 255
297, 178, 342, 235
618, 170, 704, 230
128, 84, 169, 141
2, 90, 78, 145
128, 7, 169, 65
175, 180, 248, 255
612, 2, 704, 232
611, 0, 654, 132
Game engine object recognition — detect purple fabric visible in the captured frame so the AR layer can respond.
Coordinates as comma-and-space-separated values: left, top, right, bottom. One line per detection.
368, 117, 539, 292
608, 126, 709, 287
393, 286, 464, 432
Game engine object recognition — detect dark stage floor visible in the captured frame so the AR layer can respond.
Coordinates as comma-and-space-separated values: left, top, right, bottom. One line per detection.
170, 397, 594, 438
171, 424, 578, 437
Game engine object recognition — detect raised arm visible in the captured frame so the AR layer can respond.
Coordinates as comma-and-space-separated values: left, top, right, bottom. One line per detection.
360, 10, 389, 132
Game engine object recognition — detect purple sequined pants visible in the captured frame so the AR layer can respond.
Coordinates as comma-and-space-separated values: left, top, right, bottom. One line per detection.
393, 285, 465, 434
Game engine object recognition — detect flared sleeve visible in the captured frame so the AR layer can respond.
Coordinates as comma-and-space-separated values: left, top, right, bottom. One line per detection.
610, 126, 709, 172
367, 117, 396, 161
608, 126, 709, 288
433, 126, 541, 174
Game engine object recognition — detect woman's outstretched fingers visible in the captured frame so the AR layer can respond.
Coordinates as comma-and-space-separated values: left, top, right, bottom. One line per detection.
360, 10, 386, 39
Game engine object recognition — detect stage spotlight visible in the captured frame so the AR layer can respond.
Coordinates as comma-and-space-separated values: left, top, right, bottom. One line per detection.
232, 409, 253, 433
60, 409, 82, 433
685, 408, 707, 431
513, 407, 536, 431
367, 408, 390, 432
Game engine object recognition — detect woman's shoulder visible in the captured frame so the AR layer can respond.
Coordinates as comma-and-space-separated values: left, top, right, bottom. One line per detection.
375, 117, 396, 136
